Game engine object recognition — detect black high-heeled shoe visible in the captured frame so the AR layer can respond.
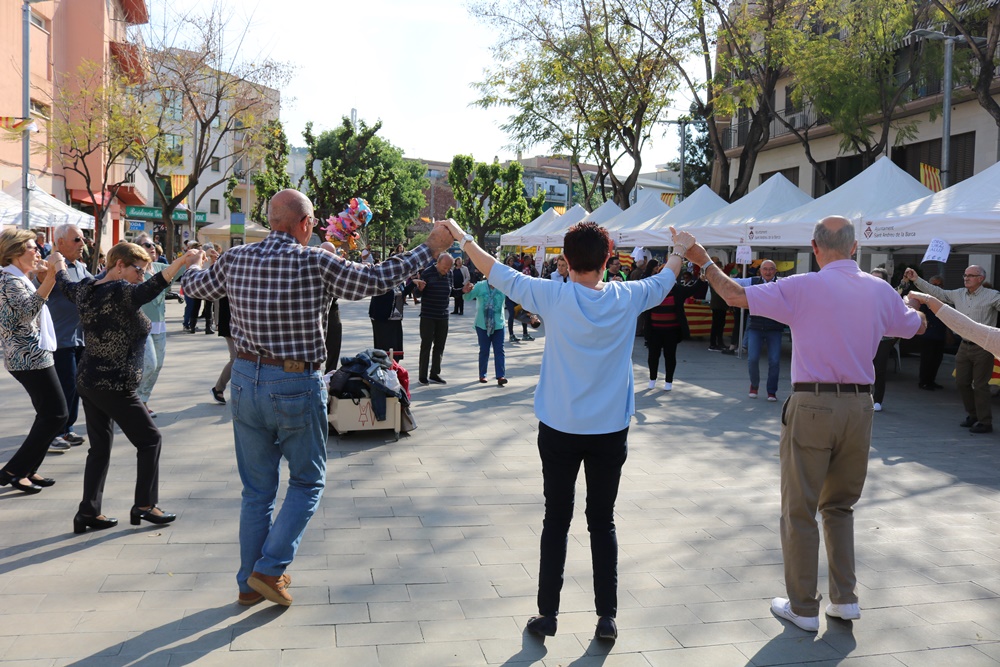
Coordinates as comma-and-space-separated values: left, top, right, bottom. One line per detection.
0, 470, 42, 494
130, 506, 176, 526
29, 475, 55, 487
73, 513, 118, 534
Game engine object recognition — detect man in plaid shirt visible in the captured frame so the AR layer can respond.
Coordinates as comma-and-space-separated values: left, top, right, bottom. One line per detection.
182, 189, 454, 607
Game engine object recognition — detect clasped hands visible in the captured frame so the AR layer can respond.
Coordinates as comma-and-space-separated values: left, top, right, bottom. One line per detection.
668, 226, 710, 265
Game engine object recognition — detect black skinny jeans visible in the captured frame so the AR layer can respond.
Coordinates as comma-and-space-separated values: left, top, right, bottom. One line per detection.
872, 338, 896, 404
536, 422, 628, 618
6, 366, 67, 477
506, 298, 528, 338
78, 386, 162, 517
646, 327, 682, 382
324, 301, 342, 374
709, 309, 727, 348
919, 338, 945, 386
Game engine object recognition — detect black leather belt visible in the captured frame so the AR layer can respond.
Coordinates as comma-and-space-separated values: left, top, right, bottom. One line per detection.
792, 383, 872, 394
237, 352, 319, 373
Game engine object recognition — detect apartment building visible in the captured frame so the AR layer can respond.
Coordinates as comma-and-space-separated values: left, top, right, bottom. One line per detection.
0, 0, 148, 245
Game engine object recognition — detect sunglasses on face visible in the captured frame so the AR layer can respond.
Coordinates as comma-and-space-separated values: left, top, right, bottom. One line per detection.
140, 242, 155, 249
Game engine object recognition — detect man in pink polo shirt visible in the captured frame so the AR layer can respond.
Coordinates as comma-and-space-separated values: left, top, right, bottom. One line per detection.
672, 216, 925, 633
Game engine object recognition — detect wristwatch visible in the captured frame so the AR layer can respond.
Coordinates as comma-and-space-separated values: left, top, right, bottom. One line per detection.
460, 233, 474, 249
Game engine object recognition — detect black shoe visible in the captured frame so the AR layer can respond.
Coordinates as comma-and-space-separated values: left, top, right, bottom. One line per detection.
498, 377, 508, 387
130, 506, 177, 526
509, 335, 519, 343
73, 513, 118, 534
211, 387, 226, 405
918, 383, 934, 390
29, 475, 55, 487
205, 327, 215, 335
526, 615, 557, 637
418, 378, 429, 385
522, 334, 534, 341
931, 383, 944, 390
970, 422, 993, 434
185, 327, 198, 334
428, 375, 447, 385
62, 432, 85, 446
595, 616, 618, 641
720, 348, 736, 355
0, 470, 42, 494
960, 415, 977, 428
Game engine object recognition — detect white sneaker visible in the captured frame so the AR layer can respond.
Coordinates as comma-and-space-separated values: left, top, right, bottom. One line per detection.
749, 388, 758, 399
770, 597, 819, 632
826, 602, 861, 620
873, 403, 882, 412
662, 382, 672, 391
648, 380, 657, 389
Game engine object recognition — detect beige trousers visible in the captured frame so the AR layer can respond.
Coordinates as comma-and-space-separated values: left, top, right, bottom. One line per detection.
779, 389, 874, 616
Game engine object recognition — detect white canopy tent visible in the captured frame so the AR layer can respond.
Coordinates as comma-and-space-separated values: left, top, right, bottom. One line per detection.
603, 195, 670, 245
617, 185, 728, 247
2, 179, 94, 230
676, 174, 813, 246
863, 159, 1000, 250
519, 204, 588, 248
500, 207, 561, 247
198, 219, 270, 248
0, 190, 21, 227
541, 200, 620, 246
743, 157, 934, 248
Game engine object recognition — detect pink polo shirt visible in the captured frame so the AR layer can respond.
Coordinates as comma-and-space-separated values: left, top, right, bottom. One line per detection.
745, 260, 922, 384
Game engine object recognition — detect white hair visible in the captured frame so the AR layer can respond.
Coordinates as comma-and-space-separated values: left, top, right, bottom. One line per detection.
53, 224, 82, 241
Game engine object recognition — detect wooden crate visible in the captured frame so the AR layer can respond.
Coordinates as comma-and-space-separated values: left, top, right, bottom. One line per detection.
329, 396, 401, 440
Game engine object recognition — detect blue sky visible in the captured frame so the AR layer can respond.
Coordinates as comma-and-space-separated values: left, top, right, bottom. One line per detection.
148, 0, 683, 170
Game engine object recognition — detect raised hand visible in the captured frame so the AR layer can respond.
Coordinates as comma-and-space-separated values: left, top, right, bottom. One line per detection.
903, 268, 918, 282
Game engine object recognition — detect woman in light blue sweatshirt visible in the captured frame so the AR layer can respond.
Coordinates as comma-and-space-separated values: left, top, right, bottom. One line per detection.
442, 219, 686, 642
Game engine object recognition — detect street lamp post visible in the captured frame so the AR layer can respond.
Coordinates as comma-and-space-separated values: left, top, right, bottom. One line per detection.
907, 29, 987, 188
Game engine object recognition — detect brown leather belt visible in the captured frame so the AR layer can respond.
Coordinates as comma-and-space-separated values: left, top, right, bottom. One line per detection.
236, 352, 319, 373
792, 383, 872, 394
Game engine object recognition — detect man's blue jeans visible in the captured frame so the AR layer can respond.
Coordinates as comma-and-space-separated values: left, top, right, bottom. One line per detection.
747, 328, 782, 395
230, 359, 328, 593
475, 326, 506, 380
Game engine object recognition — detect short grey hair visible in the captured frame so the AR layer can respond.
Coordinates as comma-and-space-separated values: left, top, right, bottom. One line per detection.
813, 216, 855, 256
437, 252, 453, 262
53, 224, 82, 241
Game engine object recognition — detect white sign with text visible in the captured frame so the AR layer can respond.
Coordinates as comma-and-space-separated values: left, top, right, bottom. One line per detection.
735, 245, 753, 265
921, 238, 950, 264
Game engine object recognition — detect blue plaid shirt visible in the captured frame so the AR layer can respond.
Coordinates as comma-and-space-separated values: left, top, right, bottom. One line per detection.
181, 232, 433, 362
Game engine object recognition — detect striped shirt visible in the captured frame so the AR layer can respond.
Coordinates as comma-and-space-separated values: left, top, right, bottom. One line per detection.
913, 276, 1000, 327
181, 231, 433, 362
417, 266, 452, 320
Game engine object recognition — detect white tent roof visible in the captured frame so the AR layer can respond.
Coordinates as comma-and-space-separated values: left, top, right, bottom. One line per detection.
198, 218, 270, 242
618, 185, 728, 246
537, 200, 620, 246
748, 157, 934, 248
863, 159, 1000, 248
2, 180, 94, 230
677, 174, 813, 246
603, 195, 670, 245
0, 190, 20, 226
500, 207, 560, 246
529, 204, 587, 247
579, 199, 621, 225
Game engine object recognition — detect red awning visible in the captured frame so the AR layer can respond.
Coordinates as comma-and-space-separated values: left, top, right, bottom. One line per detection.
110, 41, 144, 83
114, 185, 146, 206
70, 189, 111, 207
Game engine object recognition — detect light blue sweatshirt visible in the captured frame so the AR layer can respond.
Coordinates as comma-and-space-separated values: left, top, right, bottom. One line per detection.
489, 263, 677, 434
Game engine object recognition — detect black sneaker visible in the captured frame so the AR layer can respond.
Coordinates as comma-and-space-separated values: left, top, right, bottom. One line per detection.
970, 422, 993, 434
509, 335, 519, 343
418, 378, 429, 385
960, 415, 977, 428
522, 333, 534, 341
62, 432, 85, 446
526, 615, 557, 637
211, 387, 226, 405
595, 616, 618, 641
428, 375, 447, 385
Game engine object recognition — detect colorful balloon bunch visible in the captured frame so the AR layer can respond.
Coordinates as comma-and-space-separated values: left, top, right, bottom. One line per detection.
323, 197, 372, 250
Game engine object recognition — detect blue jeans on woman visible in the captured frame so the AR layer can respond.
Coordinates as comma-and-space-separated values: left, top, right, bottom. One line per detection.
747, 328, 782, 395
230, 359, 328, 594
536, 422, 628, 618
475, 326, 506, 380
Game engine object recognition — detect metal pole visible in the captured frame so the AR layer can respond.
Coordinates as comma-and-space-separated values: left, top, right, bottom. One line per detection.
21, 0, 31, 230
941, 38, 953, 188
679, 120, 687, 198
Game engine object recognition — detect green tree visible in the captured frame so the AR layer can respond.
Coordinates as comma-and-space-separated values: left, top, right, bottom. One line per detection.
48, 60, 153, 272
302, 117, 427, 252
249, 119, 293, 226
471, 0, 676, 209
446, 155, 545, 246
782, 0, 925, 188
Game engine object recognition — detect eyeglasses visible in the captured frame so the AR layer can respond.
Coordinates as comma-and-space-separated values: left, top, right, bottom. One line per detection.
964, 274, 983, 279
71, 236, 83, 243
140, 242, 155, 249
129, 264, 147, 273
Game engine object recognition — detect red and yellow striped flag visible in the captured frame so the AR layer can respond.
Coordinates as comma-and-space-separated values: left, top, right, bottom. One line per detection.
170, 174, 189, 200
920, 163, 943, 192
661, 193, 678, 207
0, 116, 38, 133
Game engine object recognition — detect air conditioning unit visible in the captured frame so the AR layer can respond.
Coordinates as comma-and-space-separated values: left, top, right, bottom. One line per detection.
787, 112, 807, 130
